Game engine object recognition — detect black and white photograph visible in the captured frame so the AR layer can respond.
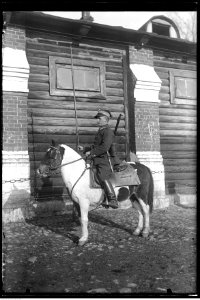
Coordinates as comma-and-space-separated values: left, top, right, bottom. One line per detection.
2, 10, 197, 297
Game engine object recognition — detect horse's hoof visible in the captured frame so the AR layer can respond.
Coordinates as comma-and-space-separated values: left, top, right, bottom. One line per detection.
78, 239, 88, 246
141, 231, 149, 238
133, 229, 141, 236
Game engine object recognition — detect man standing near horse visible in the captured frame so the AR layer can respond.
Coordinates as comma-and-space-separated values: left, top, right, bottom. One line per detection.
78, 109, 120, 209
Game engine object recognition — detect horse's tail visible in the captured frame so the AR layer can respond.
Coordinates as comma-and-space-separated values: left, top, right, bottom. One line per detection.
147, 166, 154, 213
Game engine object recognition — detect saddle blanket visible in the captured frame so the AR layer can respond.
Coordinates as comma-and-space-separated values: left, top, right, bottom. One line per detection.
90, 163, 141, 188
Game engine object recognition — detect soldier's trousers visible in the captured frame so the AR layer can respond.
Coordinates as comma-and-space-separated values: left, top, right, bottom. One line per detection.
95, 161, 113, 182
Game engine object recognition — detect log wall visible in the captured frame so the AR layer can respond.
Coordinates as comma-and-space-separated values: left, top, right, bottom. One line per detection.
26, 32, 128, 201
154, 51, 197, 195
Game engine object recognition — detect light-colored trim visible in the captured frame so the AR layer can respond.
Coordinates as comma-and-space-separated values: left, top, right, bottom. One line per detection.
2, 47, 30, 93
130, 64, 162, 103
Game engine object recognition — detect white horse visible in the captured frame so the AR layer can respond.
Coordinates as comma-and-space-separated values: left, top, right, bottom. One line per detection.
37, 141, 154, 246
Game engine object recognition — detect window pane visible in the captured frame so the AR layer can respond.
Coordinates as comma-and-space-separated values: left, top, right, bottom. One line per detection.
57, 67, 73, 89
56, 65, 100, 91
175, 77, 196, 99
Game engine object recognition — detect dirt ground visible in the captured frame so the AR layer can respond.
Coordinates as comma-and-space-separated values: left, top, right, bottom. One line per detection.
2, 203, 197, 296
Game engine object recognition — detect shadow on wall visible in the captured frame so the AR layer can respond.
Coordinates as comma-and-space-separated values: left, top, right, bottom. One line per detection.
3, 185, 34, 223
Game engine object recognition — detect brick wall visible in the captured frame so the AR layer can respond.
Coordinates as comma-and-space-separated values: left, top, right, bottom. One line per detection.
129, 46, 153, 66
3, 92, 28, 151
134, 102, 160, 152
3, 25, 26, 50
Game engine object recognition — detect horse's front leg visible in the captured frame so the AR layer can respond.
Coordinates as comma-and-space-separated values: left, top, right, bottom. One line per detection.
78, 199, 90, 246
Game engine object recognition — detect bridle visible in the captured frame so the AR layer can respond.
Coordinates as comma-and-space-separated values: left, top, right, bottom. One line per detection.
41, 146, 91, 196
46, 146, 84, 175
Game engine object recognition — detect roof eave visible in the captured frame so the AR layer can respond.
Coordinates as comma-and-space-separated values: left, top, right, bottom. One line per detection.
6, 11, 196, 57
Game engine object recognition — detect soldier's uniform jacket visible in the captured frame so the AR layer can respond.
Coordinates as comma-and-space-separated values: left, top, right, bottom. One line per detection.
84, 124, 120, 167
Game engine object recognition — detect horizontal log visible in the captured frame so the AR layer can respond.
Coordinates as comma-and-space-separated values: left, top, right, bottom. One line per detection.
161, 79, 169, 86
165, 172, 196, 181
160, 137, 196, 144
106, 66, 123, 74
29, 108, 125, 120
161, 151, 196, 159
28, 52, 122, 65
160, 123, 196, 131
28, 98, 125, 111
154, 60, 196, 71
159, 102, 196, 110
29, 74, 49, 83
166, 179, 196, 186
28, 82, 49, 91
28, 133, 126, 144
28, 117, 125, 127
155, 70, 169, 79
28, 92, 124, 104
159, 93, 170, 101
28, 85, 124, 97
161, 144, 196, 151
28, 57, 48, 66
165, 165, 196, 173
106, 80, 123, 88
105, 72, 123, 81
106, 88, 124, 97
160, 130, 196, 138
159, 107, 196, 117
27, 36, 124, 54
28, 125, 126, 135
160, 86, 169, 94
160, 115, 196, 124
154, 66, 170, 74
27, 42, 123, 61
30, 65, 49, 75
163, 158, 196, 166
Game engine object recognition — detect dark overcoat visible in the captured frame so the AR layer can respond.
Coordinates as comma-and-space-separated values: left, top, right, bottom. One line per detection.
84, 125, 121, 181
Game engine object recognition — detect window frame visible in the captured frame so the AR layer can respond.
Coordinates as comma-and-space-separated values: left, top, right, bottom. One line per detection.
169, 69, 196, 105
49, 56, 106, 98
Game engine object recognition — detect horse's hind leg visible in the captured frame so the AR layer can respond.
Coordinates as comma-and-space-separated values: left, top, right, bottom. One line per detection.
78, 200, 89, 246
131, 199, 144, 236
138, 198, 150, 238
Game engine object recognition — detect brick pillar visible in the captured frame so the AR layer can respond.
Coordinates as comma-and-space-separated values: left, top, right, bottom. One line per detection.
128, 46, 169, 209
2, 25, 32, 222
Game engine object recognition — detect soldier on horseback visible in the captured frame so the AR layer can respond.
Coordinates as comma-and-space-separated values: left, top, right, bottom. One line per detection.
78, 109, 120, 209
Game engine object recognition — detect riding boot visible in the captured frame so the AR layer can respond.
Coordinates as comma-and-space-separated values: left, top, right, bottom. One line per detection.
102, 180, 118, 209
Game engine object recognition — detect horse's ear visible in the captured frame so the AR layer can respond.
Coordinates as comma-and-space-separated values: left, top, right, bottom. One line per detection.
59, 146, 65, 160
51, 139, 56, 147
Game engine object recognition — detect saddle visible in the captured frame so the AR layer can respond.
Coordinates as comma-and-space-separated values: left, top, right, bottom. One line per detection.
90, 162, 141, 188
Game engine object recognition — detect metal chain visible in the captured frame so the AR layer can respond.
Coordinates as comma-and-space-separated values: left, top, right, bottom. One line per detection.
2, 169, 196, 190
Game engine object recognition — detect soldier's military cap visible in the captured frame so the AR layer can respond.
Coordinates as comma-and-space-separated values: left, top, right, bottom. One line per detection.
94, 109, 112, 119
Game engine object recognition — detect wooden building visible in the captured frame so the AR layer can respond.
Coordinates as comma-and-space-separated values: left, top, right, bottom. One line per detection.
2, 11, 196, 221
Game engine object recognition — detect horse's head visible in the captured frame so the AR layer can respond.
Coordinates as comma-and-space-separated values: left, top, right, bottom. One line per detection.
37, 140, 65, 177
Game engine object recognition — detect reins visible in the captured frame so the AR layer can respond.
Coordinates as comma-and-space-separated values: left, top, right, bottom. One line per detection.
49, 157, 84, 172
47, 148, 91, 198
